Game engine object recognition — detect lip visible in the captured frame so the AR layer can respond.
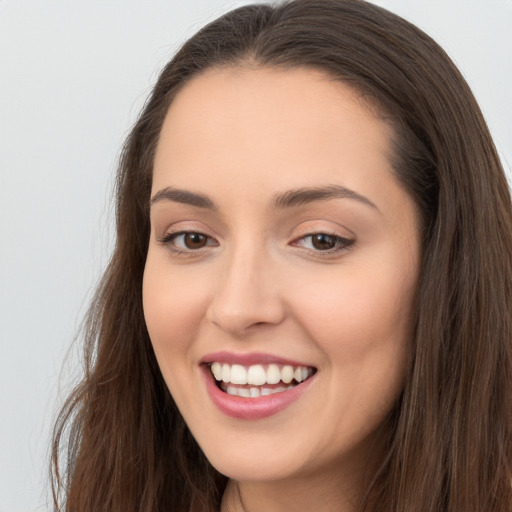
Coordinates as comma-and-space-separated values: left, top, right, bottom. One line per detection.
201, 350, 314, 367
200, 352, 317, 420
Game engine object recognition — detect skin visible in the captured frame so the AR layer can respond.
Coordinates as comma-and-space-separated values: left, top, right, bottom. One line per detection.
143, 66, 421, 512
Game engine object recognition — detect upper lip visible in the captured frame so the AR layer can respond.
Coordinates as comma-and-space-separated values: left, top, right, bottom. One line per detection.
201, 351, 316, 368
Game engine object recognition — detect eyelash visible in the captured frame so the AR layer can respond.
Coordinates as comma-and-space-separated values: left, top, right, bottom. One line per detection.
293, 232, 355, 255
158, 231, 218, 255
158, 230, 355, 257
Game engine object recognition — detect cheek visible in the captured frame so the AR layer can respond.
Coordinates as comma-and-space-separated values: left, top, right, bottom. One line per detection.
286, 262, 415, 366
275, 262, 415, 460
142, 256, 209, 363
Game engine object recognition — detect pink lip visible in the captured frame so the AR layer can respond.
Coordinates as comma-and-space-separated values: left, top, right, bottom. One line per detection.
200, 356, 317, 420
201, 351, 314, 367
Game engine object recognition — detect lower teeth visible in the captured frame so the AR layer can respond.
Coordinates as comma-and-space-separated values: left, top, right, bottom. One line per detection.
222, 383, 297, 397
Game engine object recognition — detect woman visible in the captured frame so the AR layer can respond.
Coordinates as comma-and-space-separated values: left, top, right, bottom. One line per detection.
51, 1, 512, 511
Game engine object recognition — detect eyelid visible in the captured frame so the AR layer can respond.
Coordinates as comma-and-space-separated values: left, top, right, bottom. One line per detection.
288, 220, 356, 257
155, 222, 355, 257
157, 229, 219, 254
291, 232, 355, 252
155, 219, 217, 244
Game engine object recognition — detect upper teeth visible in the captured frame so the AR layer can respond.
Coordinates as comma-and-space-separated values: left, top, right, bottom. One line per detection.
210, 362, 312, 386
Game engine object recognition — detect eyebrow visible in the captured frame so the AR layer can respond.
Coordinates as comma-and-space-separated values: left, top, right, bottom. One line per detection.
149, 184, 378, 212
150, 187, 217, 210
272, 185, 379, 211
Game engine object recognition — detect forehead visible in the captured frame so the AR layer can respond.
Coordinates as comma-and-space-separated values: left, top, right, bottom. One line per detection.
156, 66, 390, 154
152, 66, 399, 213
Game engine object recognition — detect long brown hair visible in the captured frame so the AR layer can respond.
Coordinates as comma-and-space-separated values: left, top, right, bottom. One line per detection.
51, 1, 512, 511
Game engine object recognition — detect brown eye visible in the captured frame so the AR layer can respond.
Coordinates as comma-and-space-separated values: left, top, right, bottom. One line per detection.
311, 234, 337, 250
159, 231, 216, 253
183, 232, 208, 249
293, 232, 355, 254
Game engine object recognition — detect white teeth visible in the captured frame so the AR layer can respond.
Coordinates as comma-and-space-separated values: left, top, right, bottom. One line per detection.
249, 387, 260, 398
247, 364, 267, 385
281, 365, 294, 384
225, 384, 289, 397
211, 362, 222, 381
226, 386, 237, 396
238, 387, 250, 398
230, 364, 247, 384
211, 362, 314, 387
266, 364, 281, 384
222, 363, 231, 382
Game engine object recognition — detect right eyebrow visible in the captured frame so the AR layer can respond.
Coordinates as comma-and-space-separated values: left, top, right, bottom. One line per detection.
149, 187, 217, 210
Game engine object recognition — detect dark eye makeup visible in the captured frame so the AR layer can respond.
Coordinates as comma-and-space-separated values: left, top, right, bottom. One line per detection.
157, 230, 355, 257
295, 233, 354, 252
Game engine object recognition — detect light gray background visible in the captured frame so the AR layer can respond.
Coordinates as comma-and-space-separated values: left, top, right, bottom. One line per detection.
1, 1, 511, 511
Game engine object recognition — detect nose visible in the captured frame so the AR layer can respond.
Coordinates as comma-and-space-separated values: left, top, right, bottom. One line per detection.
206, 244, 286, 335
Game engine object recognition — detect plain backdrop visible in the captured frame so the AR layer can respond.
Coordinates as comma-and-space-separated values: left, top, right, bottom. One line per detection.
0, 1, 510, 511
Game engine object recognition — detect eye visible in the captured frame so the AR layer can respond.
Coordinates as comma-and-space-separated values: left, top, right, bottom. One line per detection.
176, 232, 208, 250
159, 231, 218, 253
294, 233, 354, 252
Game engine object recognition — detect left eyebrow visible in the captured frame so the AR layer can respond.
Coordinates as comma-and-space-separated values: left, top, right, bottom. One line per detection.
272, 185, 379, 212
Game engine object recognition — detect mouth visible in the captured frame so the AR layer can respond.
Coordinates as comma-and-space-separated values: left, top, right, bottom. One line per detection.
208, 362, 317, 398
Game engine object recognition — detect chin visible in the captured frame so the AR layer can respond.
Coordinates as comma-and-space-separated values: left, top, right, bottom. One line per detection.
210, 454, 303, 483
194, 432, 307, 482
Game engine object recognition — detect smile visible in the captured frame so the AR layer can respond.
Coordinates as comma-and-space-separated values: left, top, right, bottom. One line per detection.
210, 362, 315, 397
200, 352, 318, 419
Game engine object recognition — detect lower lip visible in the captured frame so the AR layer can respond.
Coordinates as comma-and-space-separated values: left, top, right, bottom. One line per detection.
202, 366, 315, 420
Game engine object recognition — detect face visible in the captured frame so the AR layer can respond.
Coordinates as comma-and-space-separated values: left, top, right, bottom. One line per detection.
143, 67, 420, 488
